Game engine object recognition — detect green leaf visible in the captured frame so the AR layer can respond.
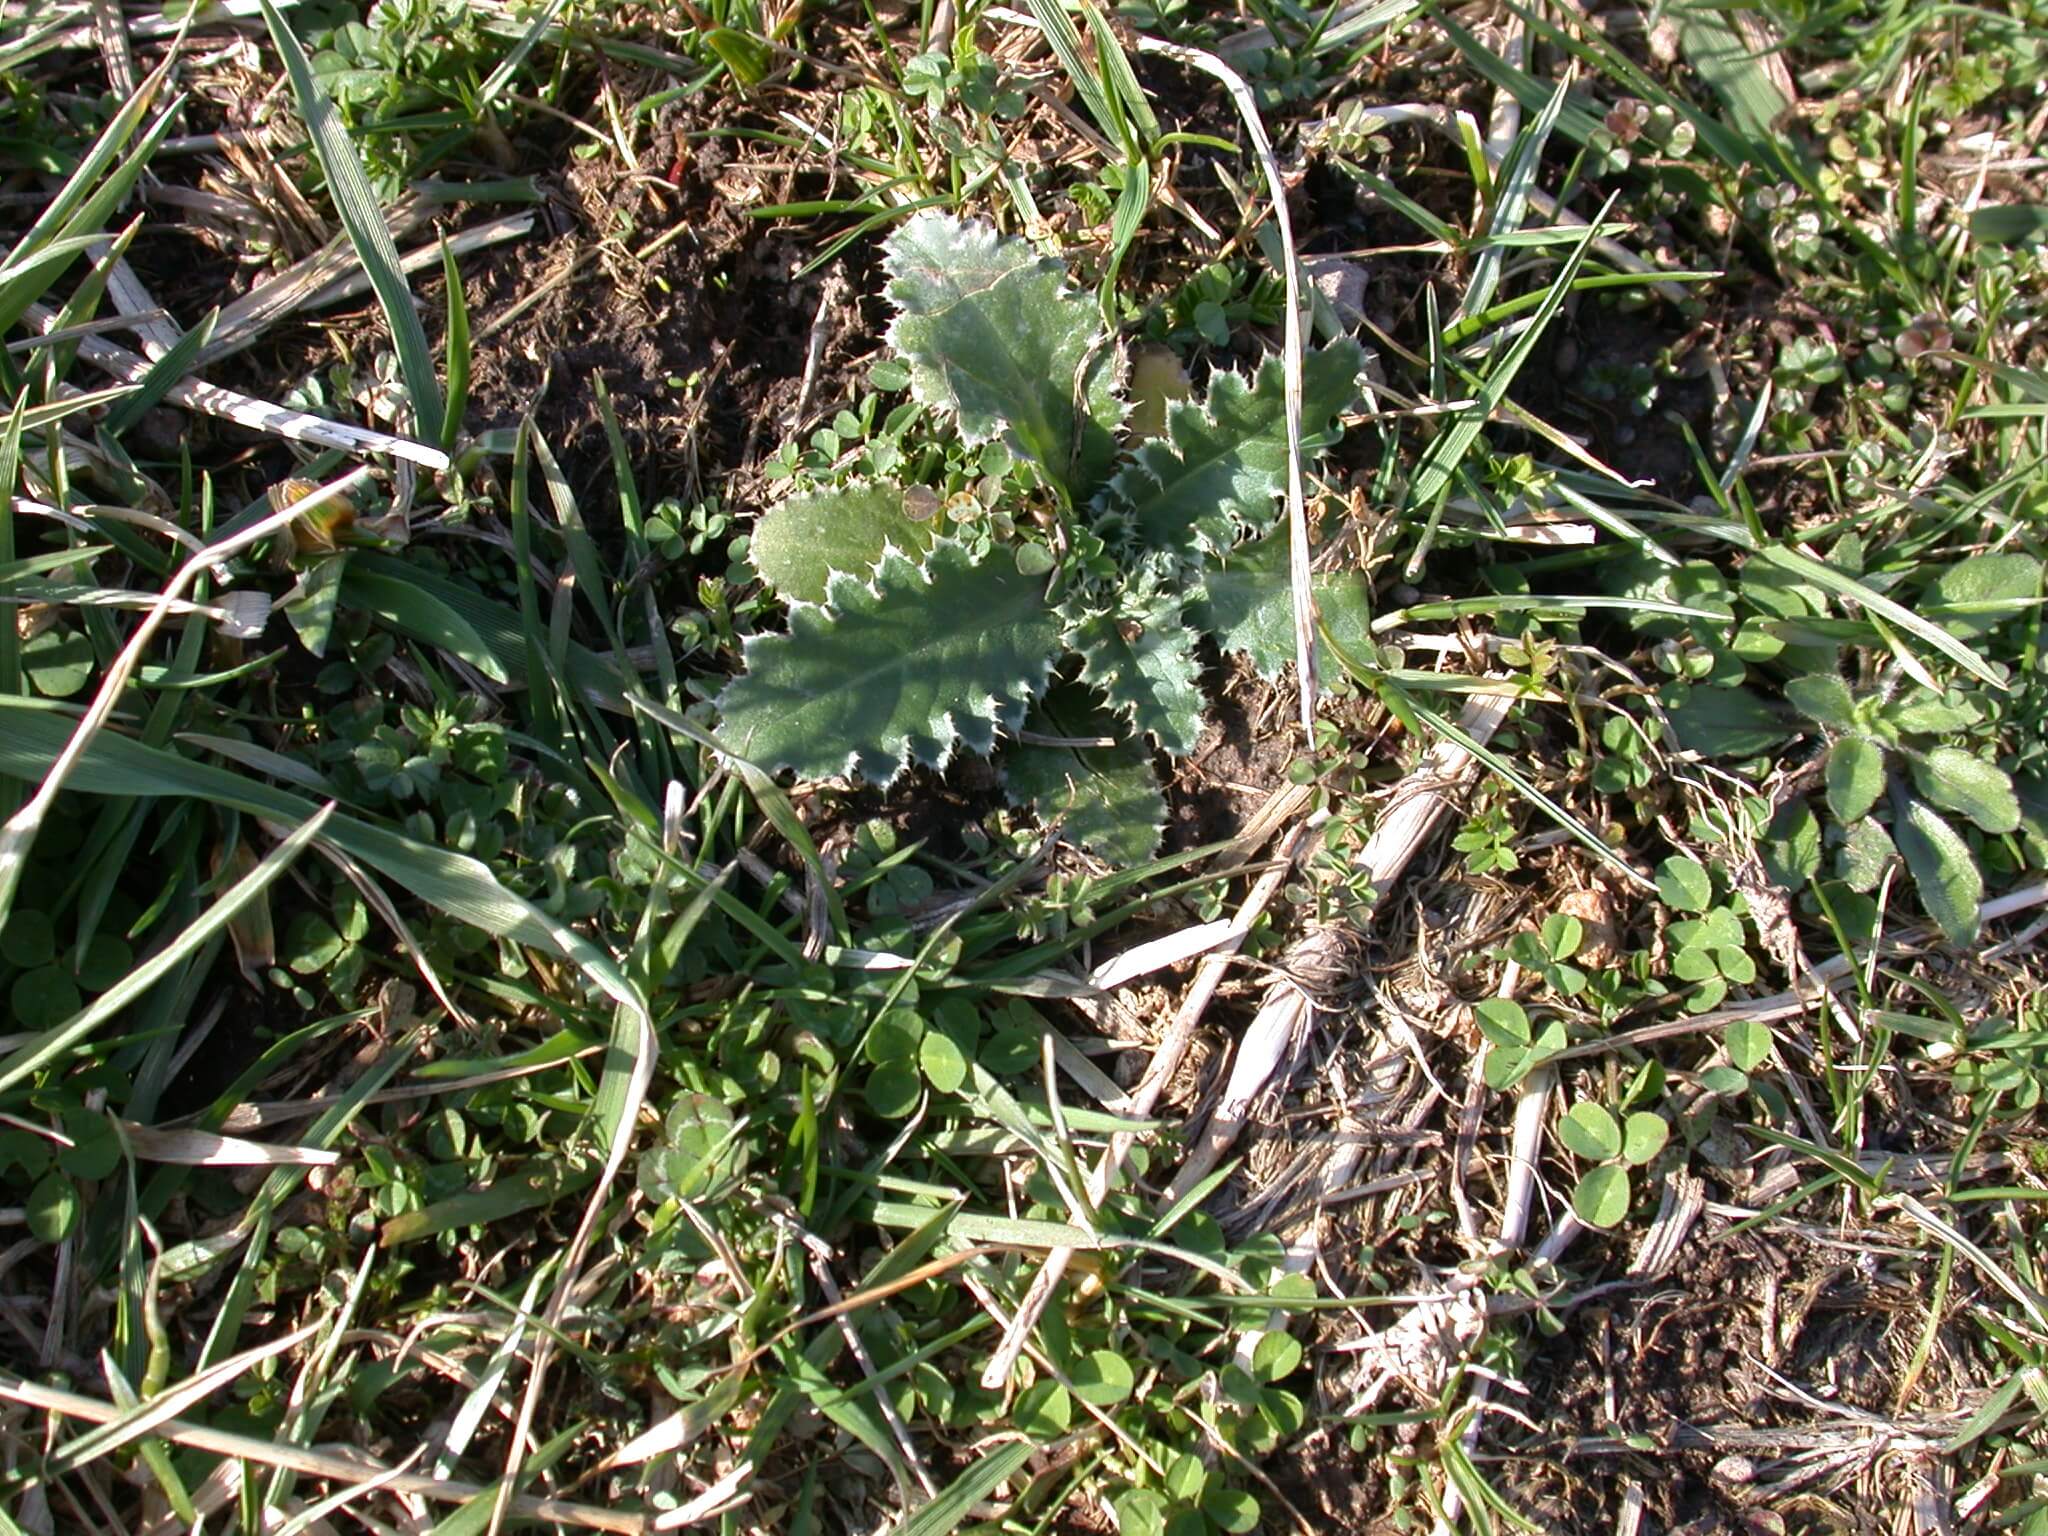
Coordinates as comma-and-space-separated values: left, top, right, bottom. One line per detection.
10, 966, 80, 1030
1883, 689, 1979, 736
1571, 1164, 1631, 1229
1762, 796, 1821, 888
866, 1060, 922, 1118
1068, 587, 1206, 756
1070, 1349, 1136, 1406
716, 537, 1060, 784
1472, 996, 1530, 1047
883, 213, 1117, 500
1656, 856, 1712, 914
1725, 1018, 1772, 1073
22, 626, 92, 698
1, 910, 55, 968
27, 1171, 78, 1243
1971, 204, 2048, 248
897, 1442, 1033, 1536
1188, 529, 1374, 682
342, 564, 509, 684
751, 481, 935, 606
1757, 544, 2006, 687
1106, 343, 1361, 559
918, 1030, 969, 1094
1621, 1112, 1669, 1166
1839, 818, 1897, 892
1676, 9, 1791, 146
284, 553, 348, 659
1251, 1331, 1303, 1382
1114, 1489, 1170, 1536
1559, 1101, 1622, 1161
102, 307, 219, 437
1784, 673, 1856, 729
1013, 1380, 1071, 1438
258, 0, 443, 445
1910, 747, 2021, 834
1661, 682, 1788, 758
1894, 795, 1983, 945
1004, 693, 1165, 865
1202, 1489, 1261, 1535
1925, 551, 2042, 638
1826, 736, 1887, 822
1699, 1065, 1748, 1097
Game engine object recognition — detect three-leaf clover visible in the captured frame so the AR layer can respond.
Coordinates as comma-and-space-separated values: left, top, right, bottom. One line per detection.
1558, 1099, 1670, 1229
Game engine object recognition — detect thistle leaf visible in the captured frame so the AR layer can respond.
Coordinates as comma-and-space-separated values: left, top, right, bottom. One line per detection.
1004, 690, 1165, 864
716, 537, 1061, 783
1188, 529, 1373, 681
1067, 586, 1206, 757
751, 481, 934, 606
1104, 341, 1362, 560
1894, 794, 1983, 945
883, 212, 1119, 500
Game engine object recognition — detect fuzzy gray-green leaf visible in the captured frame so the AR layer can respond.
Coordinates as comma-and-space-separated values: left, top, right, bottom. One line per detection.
1784, 673, 1855, 730
751, 482, 934, 606
1909, 746, 2021, 834
1838, 818, 1896, 892
1826, 735, 1886, 822
1068, 588, 1206, 757
715, 537, 1060, 784
1188, 529, 1374, 682
1894, 795, 1983, 945
1925, 551, 2042, 639
883, 213, 1118, 500
1106, 342, 1362, 560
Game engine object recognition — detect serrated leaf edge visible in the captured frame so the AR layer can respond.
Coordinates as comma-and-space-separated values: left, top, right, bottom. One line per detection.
719, 536, 1060, 785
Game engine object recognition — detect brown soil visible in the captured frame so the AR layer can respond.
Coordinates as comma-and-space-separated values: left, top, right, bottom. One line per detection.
457, 109, 871, 516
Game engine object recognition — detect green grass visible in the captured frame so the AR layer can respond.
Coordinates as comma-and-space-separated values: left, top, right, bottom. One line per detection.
1, 0, 2047, 1532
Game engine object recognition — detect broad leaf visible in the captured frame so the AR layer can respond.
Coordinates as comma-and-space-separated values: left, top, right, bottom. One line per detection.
1838, 817, 1896, 892
1003, 692, 1165, 864
716, 537, 1060, 783
1972, 204, 2048, 248
1826, 735, 1886, 822
1559, 1102, 1621, 1161
1622, 1111, 1669, 1166
1925, 551, 2041, 639
1655, 855, 1712, 913
1910, 746, 2020, 834
1883, 689, 1979, 736
1571, 1164, 1632, 1229
1784, 673, 1855, 729
1660, 682, 1787, 757
751, 482, 935, 606
1894, 794, 1983, 945
883, 213, 1119, 501
1188, 529, 1373, 682
1067, 585, 1205, 756
1104, 342, 1362, 560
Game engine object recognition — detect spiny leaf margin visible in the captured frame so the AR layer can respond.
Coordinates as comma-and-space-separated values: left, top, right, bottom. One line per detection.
714, 536, 1062, 784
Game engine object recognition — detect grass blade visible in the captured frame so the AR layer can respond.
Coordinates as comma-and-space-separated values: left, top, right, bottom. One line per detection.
257, 0, 444, 445
0, 805, 332, 1095
897, 1441, 1035, 1536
